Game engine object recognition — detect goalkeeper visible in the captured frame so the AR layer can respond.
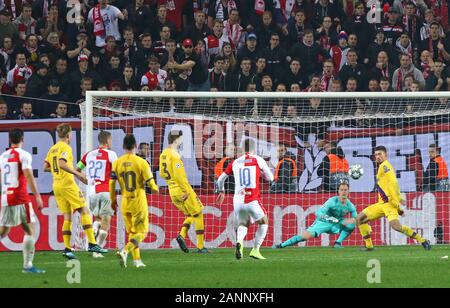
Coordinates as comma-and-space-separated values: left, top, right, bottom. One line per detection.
274, 182, 357, 249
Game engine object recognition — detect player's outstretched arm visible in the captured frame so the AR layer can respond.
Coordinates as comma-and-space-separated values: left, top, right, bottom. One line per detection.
23, 168, 43, 211
58, 159, 87, 184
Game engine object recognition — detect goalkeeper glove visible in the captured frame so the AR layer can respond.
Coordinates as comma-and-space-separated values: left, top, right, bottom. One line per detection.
321, 215, 339, 224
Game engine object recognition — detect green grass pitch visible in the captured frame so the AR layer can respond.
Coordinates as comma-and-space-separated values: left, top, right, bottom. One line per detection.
1, 245, 449, 288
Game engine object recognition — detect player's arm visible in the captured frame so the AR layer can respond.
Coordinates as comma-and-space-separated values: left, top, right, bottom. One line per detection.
216, 162, 233, 205
316, 199, 339, 223
258, 157, 274, 183
43, 161, 51, 172
76, 153, 87, 173
142, 161, 159, 194
58, 159, 88, 185
172, 156, 193, 196
43, 150, 51, 172
22, 153, 43, 210
385, 167, 401, 207
110, 162, 118, 212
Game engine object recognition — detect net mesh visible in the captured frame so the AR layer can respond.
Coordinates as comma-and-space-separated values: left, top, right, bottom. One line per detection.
80, 92, 450, 249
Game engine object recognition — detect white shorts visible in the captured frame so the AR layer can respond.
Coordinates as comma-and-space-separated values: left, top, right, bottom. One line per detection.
234, 200, 266, 225
89, 192, 114, 217
0, 203, 37, 227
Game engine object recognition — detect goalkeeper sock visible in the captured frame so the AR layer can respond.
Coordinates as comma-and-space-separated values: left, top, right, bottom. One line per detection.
62, 221, 72, 249
254, 224, 268, 251
336, 224, 355, 244
194, 214, 205, 249
281, 235, 304, 248
359, 224, 373, 249
180, 217, 194, 239
402, 225, 425, 243
125, 233, 146, 253
237, 225, 248, 243
81, 214, 96, 245
23, 235, 35, 269
97, 230, 108, 248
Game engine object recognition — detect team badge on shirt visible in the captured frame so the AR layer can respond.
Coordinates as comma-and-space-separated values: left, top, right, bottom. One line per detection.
383, 165, 390, 173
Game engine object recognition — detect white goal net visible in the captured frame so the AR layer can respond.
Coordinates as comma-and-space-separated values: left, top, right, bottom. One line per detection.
80, 91, 450, 249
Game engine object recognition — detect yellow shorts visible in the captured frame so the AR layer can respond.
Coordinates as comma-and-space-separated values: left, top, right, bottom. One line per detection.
363, 202, 399, 222
121, 197, 149, 234
54, 185, 85, 214
169, 188, 203, 217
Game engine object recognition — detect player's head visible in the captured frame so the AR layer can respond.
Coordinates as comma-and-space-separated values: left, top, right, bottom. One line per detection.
56, 123, 72, 141
168, 130, 183, 148
374, 146, 388, 163
243, 139, 256, 154
428, 144, 440, 158
139, 142, 151, 158
338, 182, 350, 200
9, 128, 24, 146
98, 130, 112, 148
123, 134, 137, 151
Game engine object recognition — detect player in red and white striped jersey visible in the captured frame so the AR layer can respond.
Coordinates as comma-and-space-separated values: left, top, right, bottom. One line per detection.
217, 139, 274, 260
0, 129, 44, 274
77, 131, 118, 257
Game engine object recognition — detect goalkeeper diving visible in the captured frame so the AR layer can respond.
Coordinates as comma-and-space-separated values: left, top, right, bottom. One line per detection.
274, 182, 357, 249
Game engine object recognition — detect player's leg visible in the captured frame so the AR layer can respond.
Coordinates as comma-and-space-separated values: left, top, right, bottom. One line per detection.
275, 220, 328, 248
77, 206, 108, 254
170, 190, 191, 253
127, 206, 148, 267
234, 203, 250, 260
334, 218, 356, 248
55, 190, 75, 258
20, 203, 44, 273
96, 193, 114, 250
357, 203, 384, 250
249, 202, 269, 260
188, 194, 207, 253
117, 211, 132, 268
386, 206, 431, 250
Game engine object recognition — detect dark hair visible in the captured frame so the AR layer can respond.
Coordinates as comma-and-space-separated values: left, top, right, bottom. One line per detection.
9, 128, 24, 145
214, 55, 225, 63
98, 130, 111, 145
168, 130, 183, 144
139, 142, 150, 149
244, 139, 256, 152
123, 134, 137, 150
374, 145, 387, 153
338, 181, 350, 190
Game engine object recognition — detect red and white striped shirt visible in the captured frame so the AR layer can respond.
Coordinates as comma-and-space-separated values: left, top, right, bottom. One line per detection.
0, 147, 32, 207
79, 148, 118, 195
6, 64, 33, 87
219, 152, 274, 204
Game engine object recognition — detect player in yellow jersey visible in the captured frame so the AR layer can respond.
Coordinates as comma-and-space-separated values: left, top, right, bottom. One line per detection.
357, 146, 431, 251
44, 123, 107, 259
111, 134, 159, 268
160, 130, 208, 253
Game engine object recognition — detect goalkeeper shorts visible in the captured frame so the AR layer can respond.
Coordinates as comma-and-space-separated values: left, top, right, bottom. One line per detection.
307, 220, 342, 238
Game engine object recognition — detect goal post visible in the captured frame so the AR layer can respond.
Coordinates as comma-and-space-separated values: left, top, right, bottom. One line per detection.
81, 91, 450, 250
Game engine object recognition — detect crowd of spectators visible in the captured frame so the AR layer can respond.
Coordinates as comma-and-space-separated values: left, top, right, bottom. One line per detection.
0, 0, 449, 119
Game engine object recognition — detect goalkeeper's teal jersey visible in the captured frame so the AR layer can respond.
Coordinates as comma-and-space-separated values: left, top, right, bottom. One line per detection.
315, 197, 357, 221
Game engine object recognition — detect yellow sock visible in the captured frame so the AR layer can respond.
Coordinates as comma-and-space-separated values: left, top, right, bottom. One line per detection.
62, 221, 72, 249
81, 214, 96, 244
402, 225, 425, 243
125, 233, 146, 253
180, 217, 194, 239
359, 223, 374, 249
194, 214, 205, 249
131, 247, 141, 261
